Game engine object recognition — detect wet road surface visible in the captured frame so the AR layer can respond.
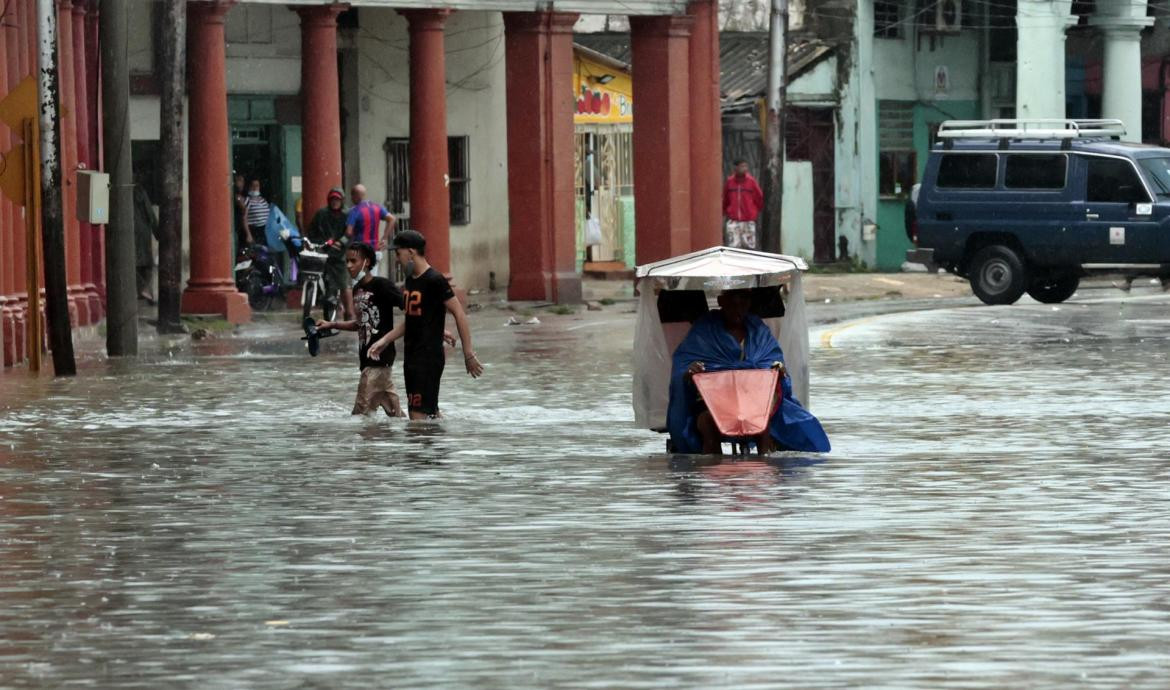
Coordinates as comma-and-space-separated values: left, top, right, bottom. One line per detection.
3, 287, 1170, 687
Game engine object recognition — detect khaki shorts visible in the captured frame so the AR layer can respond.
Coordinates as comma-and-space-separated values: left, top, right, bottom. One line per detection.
352, 366, 403, 417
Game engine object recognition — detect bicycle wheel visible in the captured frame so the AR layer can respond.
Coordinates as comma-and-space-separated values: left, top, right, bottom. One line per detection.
302, 278, 317, 320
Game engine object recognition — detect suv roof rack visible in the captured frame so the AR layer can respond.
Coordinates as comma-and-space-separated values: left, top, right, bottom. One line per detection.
936, 118, 1126, 146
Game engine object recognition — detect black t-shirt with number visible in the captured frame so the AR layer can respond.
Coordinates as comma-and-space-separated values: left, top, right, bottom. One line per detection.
355, 276, 404, 370
403, 267, 455, 361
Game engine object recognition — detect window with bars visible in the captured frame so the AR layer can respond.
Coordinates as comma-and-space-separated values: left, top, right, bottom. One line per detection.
382, 136, 471, 228
879, 101, 916, 198
874, 0, 902, 38
448, 136, 470, 226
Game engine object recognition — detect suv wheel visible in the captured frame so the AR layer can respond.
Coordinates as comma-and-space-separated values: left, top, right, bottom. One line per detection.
969, 245, 1028, 305
1026, 273, 1080, 304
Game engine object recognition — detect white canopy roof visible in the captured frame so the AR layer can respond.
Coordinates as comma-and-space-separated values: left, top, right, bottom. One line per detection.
632, 246, 813, 430
635, 246, 809, 290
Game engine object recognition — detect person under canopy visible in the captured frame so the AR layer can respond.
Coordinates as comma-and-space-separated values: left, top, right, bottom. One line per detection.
667, 289, 831, 455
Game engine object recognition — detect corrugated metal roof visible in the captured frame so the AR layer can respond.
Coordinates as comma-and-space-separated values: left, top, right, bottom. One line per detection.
574, 32, 835, 107
258, 0, 691, 13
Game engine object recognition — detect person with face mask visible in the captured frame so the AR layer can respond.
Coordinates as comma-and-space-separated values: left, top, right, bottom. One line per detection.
367, 230, 482, 420
315, 243, 405, 417
243, 179, 270, 250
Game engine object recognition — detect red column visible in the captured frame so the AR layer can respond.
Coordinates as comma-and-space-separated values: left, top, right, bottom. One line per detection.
56, 0, 86, 326
182, 1, 250, 323
11, 0, 32, 363
86, 0, 104, 308
401, 9, 452, 273
688, 0, 722, 250
0, 19, 13, 365
630, 15, 694, 264
297, 4, 345, 220
72, 0, 100, 321
503, 11, 581, 303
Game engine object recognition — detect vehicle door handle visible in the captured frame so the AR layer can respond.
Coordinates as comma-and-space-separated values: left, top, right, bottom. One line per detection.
1085, 213, 1099, 220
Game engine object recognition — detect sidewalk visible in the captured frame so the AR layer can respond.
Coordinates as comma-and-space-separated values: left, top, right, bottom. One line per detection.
579, 271, 973, 304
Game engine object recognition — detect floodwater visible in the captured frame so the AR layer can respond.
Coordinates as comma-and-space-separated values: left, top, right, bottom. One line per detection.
3, 291, 1170, 688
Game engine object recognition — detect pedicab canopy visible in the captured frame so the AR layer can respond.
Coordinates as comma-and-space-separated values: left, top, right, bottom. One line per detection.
633, 246, 811, 431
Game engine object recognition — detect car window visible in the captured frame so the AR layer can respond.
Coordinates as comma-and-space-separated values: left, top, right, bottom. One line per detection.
1137, 157, 1170, 197
1004, 154, 1067, 189
936, 154, 997, 189
1086, 157, 1150, 204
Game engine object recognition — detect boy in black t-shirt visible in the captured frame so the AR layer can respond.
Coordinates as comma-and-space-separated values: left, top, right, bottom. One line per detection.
367, 230, 483, 419
316, 243, 405, 417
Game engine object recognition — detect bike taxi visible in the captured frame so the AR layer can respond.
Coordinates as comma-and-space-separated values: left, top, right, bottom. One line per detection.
632, 246, 829, 455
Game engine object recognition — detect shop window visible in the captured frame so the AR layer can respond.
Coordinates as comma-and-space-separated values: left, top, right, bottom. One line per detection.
879, 101, 915, 197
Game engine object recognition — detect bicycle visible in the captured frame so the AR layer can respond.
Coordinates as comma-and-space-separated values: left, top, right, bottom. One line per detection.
297, 238, 340, 323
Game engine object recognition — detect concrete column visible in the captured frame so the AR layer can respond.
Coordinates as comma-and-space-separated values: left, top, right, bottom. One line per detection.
182, 1, 250, 323
401, 9, 452, 274
85, 0, 105, 310
503, 11, 580, 303
72, 0, 100, 321
1016, 0, 1076, 119
1090, 1, 1153, 141
687, 0, 723, 250
630, 15, 694, 264
57, 0, 86, 326
297, 4, 345, 218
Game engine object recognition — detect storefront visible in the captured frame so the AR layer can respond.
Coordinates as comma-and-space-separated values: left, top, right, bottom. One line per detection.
573, 45, 634, 271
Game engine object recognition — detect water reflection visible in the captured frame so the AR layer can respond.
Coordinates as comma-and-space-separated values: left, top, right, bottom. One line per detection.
3, 301, 1170, 687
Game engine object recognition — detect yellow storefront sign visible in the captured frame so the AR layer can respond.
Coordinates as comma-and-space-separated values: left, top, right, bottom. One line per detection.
573, 49, 633, 125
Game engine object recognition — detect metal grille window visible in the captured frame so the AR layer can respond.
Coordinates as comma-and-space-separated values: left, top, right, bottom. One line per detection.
448, 136, 470, 226
383, 136, 471, 228
879, 101, 915, 197
874, 0, 902, 38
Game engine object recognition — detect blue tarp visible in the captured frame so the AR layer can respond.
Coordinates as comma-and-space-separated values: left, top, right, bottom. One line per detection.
667, 311, 830, 454
264, 205, 301, 252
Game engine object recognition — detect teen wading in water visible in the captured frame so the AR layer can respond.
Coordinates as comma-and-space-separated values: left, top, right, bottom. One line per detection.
367, 230, 483, 419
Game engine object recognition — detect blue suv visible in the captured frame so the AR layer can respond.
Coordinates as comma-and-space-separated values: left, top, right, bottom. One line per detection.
906, 119, 1170, 304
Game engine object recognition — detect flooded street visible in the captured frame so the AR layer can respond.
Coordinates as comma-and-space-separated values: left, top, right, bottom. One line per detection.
3, 289, 1170, 687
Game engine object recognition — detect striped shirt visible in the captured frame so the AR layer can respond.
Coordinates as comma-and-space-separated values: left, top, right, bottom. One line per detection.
346, 201, 390, 246
245, 196, 270, 227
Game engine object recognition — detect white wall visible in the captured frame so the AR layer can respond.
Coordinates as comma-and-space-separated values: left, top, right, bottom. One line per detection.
224, 4, 302, 94
780, 161, 815, 260
872, 32, 981, 103
355, 9, 510, 292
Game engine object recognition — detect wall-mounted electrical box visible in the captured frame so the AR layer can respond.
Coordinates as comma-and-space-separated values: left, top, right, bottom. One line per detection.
76, 170, 110, 224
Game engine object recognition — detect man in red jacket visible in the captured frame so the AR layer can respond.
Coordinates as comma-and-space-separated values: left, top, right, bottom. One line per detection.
722, 159, 764, 249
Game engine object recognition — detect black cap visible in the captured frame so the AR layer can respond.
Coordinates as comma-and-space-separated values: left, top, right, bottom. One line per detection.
391, 230, 426, 251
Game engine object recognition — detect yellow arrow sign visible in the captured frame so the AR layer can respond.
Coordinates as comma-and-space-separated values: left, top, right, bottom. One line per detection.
0, 76, 37, 132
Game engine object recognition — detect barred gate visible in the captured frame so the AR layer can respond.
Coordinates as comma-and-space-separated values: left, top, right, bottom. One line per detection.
575, 124, 633, 263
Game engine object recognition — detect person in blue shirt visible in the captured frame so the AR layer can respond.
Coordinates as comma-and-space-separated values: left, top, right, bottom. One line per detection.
668, 289, 830, 455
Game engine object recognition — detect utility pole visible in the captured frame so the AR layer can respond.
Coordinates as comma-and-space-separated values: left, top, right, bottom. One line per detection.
157, 0, 186, 333
101, 0, 138, 354
37, 0, 76, 375
759, 0, 788, 254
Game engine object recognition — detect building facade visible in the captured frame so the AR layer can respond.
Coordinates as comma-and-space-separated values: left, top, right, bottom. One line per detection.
1, 0, 723, 368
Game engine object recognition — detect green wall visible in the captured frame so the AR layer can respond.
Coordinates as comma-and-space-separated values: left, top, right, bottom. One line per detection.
875, 100, 979, 270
